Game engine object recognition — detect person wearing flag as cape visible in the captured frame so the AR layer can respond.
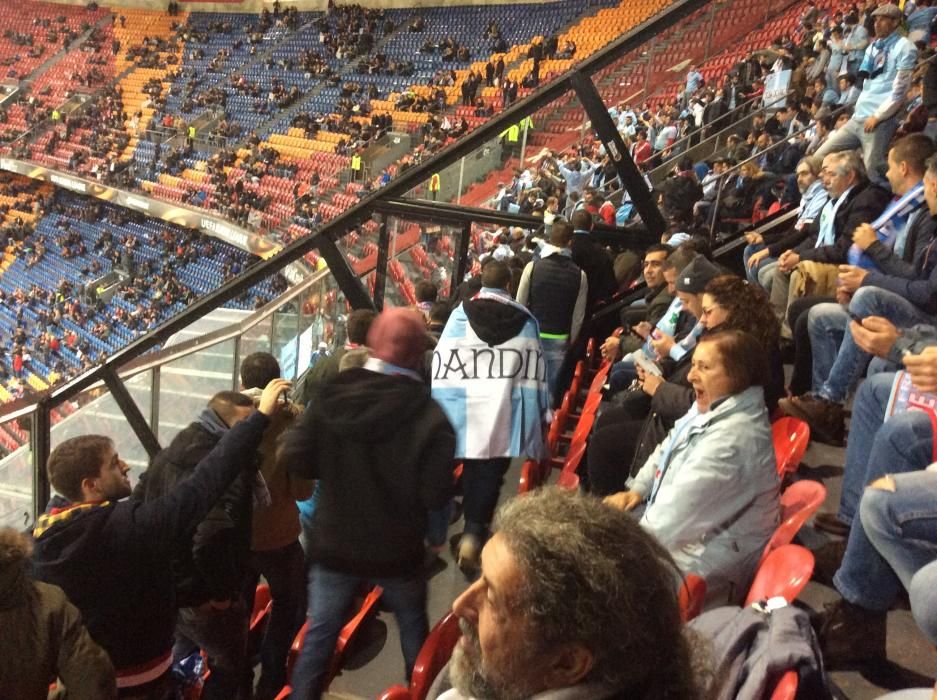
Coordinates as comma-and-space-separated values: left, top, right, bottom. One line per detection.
432, 259, 551, 578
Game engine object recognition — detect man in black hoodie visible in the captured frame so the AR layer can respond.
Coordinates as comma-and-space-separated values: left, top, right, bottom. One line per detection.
31, 378, 289, 699
135, 391, 260, 700
279, 307, 455, 699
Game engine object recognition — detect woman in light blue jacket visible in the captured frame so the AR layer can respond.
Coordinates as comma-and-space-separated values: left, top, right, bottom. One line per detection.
605, 330, 779, 606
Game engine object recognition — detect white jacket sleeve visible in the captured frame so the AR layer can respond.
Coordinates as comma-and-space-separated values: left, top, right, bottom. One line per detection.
515, 262, 534, 306
640, 434, 748, 552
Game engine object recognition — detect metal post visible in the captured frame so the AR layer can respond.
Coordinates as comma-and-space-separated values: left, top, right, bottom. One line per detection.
31, 402, 51, 525
452, 220, 472, 298
150, 366, 160, 439
519, 118, 529, 168
232, 332, 241, 391
101, 365, 162, 459
704, 0, 718, 62
569, 70, 667, 237
457, 156, 465, 205
316, 236, 376, 310
373, 217, 390, 310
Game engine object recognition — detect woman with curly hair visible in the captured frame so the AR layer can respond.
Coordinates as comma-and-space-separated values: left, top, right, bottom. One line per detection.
588, 274, 783, 497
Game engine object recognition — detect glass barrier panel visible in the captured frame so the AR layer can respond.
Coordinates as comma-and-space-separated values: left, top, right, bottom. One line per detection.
238, 315, 274, 360
157, 339, 236, 445
0, 413, 34, 529
382, 216, 462, 307
50, 385, 152, 496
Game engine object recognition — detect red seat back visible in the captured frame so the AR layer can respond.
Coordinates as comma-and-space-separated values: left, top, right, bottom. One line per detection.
772, 417, 810, 476
745, 544, 814, 606
678, 574, 706, 622
769, 670, 798, 700
410, 611, 462, 700
760, 480, 827, 563
557, 470, 580, 490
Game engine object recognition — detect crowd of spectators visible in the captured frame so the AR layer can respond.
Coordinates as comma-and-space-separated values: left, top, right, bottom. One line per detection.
7, 0, 937, 696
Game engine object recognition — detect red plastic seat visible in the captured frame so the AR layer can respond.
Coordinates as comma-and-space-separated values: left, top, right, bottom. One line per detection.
772, 417, 811, 476
745, 544, 815, 606
287, 586, 384, 688
769, 670, 798, 700
248, 583, 273, 655
760, 480, 827, 563
407, 611, 462, 700
556, 469, 580, 491
518, 458, 543, 494
273, 687, 292, 700
678, 574, 707, 622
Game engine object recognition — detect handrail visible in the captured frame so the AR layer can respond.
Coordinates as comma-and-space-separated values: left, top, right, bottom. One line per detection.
649, 89, 794, 180
706, 100, 852, 239
706, 49, 937, 239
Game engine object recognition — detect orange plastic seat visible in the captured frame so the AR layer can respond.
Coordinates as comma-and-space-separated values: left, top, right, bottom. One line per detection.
273, 687, 292, 700
772, 417, 810, 476
678, 574, 706, 622
745, 544, 814, 606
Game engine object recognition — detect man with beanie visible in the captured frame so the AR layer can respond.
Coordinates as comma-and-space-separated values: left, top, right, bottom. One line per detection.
238, 352, 313, 700
432, 259, 551, 576
31, 379, 289, 699
279, 308, 456, 698
515, 220, 588, 398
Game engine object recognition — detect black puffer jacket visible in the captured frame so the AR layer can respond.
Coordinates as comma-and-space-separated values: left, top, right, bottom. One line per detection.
31, 412, 269, 672
134, 415, 257, 607
280, 368, 455, 577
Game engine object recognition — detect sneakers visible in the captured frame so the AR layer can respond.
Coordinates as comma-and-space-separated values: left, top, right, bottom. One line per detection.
814, 598, 886, 667
778, 394, 846, 446
814, 512, 850, 537
457, 534, 482, 579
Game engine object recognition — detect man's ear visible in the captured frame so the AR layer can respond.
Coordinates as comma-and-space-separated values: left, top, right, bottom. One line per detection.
542, 643, 595, 689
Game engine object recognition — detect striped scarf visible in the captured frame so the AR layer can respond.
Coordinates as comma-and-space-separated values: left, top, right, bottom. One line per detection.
848, 181, 926, 270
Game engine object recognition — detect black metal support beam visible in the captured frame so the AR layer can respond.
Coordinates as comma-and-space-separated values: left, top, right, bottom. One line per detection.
34, 0, 711, 411
101, 365, 162, 459
375, 198, 545, 229
453, 220, 472, 298
373, 218, 390, 311
31, 401, 51, 522
569, 71, 666, 238
316, 236, 375, 310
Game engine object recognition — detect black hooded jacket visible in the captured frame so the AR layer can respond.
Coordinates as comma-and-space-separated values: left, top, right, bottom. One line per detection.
31, 412, 270, 672
280, 368, 455, 576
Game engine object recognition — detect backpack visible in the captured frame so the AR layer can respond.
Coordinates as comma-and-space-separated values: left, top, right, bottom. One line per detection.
688, 602, 831, 700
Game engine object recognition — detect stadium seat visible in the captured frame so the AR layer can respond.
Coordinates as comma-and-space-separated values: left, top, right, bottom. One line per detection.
745, 544, 815, 606
769, 670, 799, 700
772, 417, 811, 477
678, 574, 706, 622
760, 480, 827, 564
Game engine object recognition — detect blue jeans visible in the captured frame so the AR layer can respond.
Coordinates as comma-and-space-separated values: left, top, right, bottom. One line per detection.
838, 373, 934, 525
540, 336, 569, 399
243, 542, 307, 696
742, 243, 778, 288
818, 287, 935, 402
835, 471, 937, 644
461, 457, 512, 539
290, 565, 428, 698
426, 501, 454, 549
806, 301, 848, 393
